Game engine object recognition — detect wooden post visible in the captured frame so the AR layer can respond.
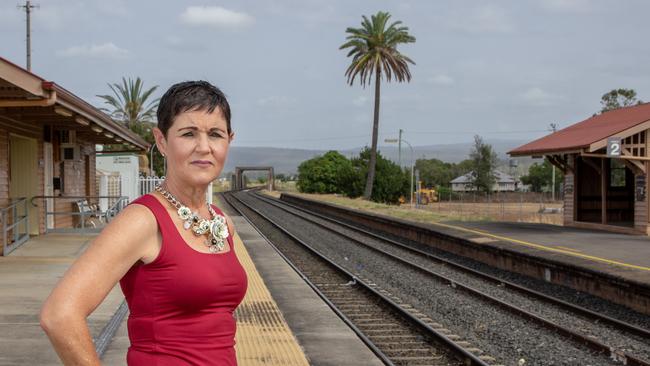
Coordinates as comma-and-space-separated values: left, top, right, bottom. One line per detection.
601, 158, 607, 224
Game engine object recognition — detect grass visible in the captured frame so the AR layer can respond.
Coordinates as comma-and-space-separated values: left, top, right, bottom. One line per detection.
262, 190, 457, 224
263, 188, 564, 226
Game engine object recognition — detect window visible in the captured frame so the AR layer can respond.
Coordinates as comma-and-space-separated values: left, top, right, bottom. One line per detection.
610, 159, 626, 187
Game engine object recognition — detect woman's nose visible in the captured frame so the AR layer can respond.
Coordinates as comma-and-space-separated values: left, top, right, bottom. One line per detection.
196, 133, 210, 152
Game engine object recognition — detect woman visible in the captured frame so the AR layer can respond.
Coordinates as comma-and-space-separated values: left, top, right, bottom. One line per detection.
40, 81, 248, 365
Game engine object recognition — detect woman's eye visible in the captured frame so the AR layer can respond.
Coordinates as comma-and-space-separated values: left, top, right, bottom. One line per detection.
183, 132, 193, 137
210, 133, 223, 138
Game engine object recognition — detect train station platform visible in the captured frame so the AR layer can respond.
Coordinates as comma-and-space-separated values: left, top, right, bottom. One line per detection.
0, 233, 124, 365
438, 220, 650, 285
279, 192, 650, 315
1, 222, 382, 364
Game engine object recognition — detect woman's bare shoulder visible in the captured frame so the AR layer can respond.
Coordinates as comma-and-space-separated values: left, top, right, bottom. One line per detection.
97, 202, 158, 252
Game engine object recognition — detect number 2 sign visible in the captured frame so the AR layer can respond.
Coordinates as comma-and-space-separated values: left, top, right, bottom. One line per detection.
607, 137, 622, 157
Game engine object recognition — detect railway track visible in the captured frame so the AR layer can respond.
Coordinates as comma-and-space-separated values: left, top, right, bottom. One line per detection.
225, 190, 650, 365
224, 190, 492, 366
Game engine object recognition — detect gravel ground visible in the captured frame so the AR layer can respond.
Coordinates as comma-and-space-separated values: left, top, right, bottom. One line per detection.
266, 193, 650, 330
235, 192, 619, 366
253, 194, 650, 361
229, 193, 463, 366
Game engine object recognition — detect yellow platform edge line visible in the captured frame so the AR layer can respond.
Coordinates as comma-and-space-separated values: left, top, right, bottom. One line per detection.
232, 231, 310, 366
432, 222, 650, 272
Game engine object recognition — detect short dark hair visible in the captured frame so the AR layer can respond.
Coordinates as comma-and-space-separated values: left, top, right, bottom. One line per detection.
156, 81, 232, 137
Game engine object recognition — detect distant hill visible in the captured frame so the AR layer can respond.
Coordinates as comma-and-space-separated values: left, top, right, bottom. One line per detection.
223, 139, 540, 177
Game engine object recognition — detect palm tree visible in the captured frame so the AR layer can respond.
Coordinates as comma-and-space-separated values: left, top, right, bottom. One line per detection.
340, 11, 415, 200
97, 77, 159, 130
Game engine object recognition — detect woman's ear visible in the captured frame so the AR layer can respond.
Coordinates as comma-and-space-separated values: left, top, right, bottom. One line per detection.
228, 131, 235, 143
152, 127, 167, 156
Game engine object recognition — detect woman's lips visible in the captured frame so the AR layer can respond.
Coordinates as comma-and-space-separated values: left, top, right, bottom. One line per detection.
191, 160, 213, 166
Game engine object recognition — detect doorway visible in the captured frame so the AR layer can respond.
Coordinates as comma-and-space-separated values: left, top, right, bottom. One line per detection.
9, 134, 40, 235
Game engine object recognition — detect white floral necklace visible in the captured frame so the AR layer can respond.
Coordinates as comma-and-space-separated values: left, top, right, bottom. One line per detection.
154, 183, 229, 253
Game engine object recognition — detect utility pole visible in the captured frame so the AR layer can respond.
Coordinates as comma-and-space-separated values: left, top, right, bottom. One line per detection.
18, 1, 38, 71
549, 123, 557, 201
398, 129, 403, 167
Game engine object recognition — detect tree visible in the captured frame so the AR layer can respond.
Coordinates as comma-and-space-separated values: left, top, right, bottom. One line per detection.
468, 135, 497, 193
415, 158, 453, 188
349, 148, 410, 204
97, 77, 162, 175
97, 77, 159, 130
340, 11, 415, 200
600, 88, 642, 113
520, 160, 563, 193
297, 151, 355, 194
415, 158, 474, 188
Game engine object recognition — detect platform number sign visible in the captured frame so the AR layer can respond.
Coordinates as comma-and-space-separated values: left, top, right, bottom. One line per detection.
607, 137, 622, 157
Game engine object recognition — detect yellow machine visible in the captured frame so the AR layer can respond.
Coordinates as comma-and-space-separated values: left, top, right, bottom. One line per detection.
399, 182, 438, 205
418, 187, 438, 204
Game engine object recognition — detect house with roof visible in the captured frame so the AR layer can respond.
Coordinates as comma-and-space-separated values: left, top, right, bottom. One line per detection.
0, 57, 149, 254
450, 170, 519, 192
509, 103, 650, 235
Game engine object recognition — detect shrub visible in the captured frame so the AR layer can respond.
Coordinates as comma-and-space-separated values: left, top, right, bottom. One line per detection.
297, 151, 355, 194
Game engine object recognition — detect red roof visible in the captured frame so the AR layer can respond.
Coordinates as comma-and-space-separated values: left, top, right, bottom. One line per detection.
509, 102, 650, 156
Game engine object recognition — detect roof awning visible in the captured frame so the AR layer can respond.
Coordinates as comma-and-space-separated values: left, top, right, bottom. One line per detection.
509, 103, 650, 157
0, 57, 149, 150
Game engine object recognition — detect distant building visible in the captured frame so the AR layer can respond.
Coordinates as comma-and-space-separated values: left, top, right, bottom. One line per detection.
450, 170, 519, 192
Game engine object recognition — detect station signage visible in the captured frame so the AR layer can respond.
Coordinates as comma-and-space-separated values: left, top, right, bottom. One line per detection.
607, 137, 621, 157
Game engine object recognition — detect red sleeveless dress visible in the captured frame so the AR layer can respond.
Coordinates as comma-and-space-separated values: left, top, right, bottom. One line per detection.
119, 194, 248, 365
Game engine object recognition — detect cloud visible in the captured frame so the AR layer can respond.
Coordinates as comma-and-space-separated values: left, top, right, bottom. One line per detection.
520, 87, 564, 106
427, 74, 455, 86
57, 43, 129, 59
352, 96, 368, 107
257, 95, 297, 107
450, 5, 514, 34
539, 0, 591, 13
180, 6, 254, 28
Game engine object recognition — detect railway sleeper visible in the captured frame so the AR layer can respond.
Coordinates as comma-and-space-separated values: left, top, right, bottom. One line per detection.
359, 323, 408, 330
363, 328, 414, 335
388, 356, 446, 365
370, 334, 424, 341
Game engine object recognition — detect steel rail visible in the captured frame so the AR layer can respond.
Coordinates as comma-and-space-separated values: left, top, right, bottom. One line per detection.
225, 191, 490, 366
254, 191, 650, 339
221, 192, 396, 366
250, 191, 650, 366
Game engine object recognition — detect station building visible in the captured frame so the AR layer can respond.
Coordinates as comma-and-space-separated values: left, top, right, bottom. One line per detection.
510, 103, 650, 235
0, 57, 148, 254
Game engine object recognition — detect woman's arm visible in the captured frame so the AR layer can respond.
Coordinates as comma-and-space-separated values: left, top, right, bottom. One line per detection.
40, 204, 157, 365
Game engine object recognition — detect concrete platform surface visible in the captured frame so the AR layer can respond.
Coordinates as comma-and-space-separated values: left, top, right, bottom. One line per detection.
0, 233, 124, 366
440, 220, 650, 284
233, 216, 384, 366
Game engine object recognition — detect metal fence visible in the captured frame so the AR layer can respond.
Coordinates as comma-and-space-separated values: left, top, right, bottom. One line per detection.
139, 175, 213, 204
1, 197, 30, 255
31, 195, 129, 234
139, 175, 164, 196
423, 191, 564, 225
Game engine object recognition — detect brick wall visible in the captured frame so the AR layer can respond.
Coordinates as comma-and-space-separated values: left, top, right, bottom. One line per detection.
53, 139, 96, 229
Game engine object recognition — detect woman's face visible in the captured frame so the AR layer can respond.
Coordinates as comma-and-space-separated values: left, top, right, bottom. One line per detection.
154, 108, 233, 186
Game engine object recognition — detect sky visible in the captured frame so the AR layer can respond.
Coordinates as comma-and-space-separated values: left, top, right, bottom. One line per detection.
2, 0, 650, 150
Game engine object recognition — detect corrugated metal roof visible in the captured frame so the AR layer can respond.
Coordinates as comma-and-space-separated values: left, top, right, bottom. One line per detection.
509, 102, 650, 156
450, 170, 516, 184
